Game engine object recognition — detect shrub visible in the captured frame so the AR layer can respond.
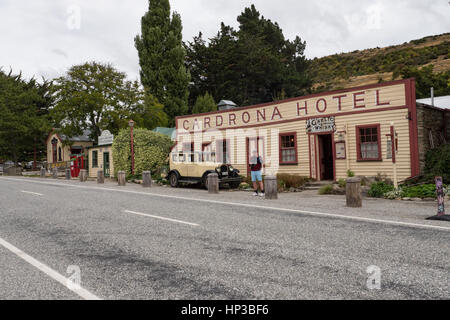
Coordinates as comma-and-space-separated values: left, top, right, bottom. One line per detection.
347, 169, 355, 177
337, 178, 346, 188
112, 128, 172, 177
424, 143, 450, 182
319, 184, 333, 195
400, 184, 445, 199
368, 181, 395, 198
276, 174, 309, 190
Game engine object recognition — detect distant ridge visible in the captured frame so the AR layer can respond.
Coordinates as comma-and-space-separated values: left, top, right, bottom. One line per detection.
310, 33, 450, 92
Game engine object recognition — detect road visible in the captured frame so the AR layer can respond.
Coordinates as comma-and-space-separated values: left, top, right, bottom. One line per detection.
0, 177, 449, 300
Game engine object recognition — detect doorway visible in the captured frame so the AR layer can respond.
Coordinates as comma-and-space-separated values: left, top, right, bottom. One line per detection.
318, 134, 334, 181
103, 152, 110, 177
246, 137, 265, 176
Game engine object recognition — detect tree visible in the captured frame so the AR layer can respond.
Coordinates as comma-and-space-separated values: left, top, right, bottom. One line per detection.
112, 128, 172, 177
192, 92, 217, 114
185, 4, 310, 107
51, 62, 144, 143
132, 93, 169, 130
0, 69, 52, 164
135, 0, 190, 124
398, 65, 450, 99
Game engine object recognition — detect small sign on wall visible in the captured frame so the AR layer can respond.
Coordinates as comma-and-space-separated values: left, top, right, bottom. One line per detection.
306, 116, 336, 133
335, 141, 346, 159
98, 130, 114, 146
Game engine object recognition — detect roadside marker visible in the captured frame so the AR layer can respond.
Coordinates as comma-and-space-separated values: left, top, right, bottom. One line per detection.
0, 236, 101, 300
124, 210, 200, 227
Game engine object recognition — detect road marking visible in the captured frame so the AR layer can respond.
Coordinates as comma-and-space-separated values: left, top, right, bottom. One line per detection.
124, 210, 199, 227
2, 177, 450, 232
0, 236, 101, 300
21, 190, 44, 196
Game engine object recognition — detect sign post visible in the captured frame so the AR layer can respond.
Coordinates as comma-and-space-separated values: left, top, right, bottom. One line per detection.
426, 176, 450, 221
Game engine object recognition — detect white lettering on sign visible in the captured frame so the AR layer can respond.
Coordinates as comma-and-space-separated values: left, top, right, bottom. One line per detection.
98, 130, 114, 146
306, 117, 336, 133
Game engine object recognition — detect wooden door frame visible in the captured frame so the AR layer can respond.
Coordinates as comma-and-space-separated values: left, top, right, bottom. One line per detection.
246, 136, 265, 176
103, 152, 110, 177
308, 131, 336, 181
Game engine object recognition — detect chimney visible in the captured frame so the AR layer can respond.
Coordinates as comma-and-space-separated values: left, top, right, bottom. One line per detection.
218, 100, 238, 111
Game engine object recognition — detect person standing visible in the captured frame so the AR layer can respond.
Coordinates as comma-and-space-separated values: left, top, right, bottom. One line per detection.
249, 150, 264, 197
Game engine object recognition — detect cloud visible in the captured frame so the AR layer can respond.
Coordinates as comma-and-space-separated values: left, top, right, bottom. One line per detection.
0, 0, 448, 82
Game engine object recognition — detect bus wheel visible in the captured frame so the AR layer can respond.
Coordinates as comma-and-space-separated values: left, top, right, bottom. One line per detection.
169, 172, 179, 188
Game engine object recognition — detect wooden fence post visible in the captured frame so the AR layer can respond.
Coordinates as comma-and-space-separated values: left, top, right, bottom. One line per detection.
118, 171, 126, 186
52, 168, 58, 179
208, 173, 219, 194
97, 170, 104, 184
142, 171, 152, 188
264, 176, 278, 200
79, 169, 88, 182
346, 177, 362, 208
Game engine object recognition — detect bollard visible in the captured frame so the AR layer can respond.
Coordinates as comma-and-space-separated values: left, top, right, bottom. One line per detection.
79, 169, 88, 182
52, 168, 58, 179
40, 167, 46, 178
97, 170, 104, 184
118, 171, 126, 186
264, 176, 278, 200
346, 177, 362, 208
207, 173, 219, 194
65, 169, 71, 180
142, 171, 152, 188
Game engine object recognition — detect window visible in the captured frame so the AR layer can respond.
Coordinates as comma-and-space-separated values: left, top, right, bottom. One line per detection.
356, 124, 382, 161
92, 151, 98, 168
183, 142, 194, 162
216, 140, 230, 164
58, 147, 62, 162
279, 133, 298, 164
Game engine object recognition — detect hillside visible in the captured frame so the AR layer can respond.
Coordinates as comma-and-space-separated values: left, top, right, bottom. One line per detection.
310, 33, 450, 94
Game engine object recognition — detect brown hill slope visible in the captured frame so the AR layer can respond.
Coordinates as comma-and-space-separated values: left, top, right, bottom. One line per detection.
311, 33, 450, 92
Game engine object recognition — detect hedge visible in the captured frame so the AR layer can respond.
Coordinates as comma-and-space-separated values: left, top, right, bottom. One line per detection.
112, 128, 172, 177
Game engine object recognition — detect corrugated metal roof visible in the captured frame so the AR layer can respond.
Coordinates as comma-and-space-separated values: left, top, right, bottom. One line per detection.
60, 129, 93, 142
218, 100, 237, 107
152, 127, 176, 140
417, 96, 450, 110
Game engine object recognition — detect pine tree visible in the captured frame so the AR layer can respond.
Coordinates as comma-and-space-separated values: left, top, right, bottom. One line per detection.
135, 0, 190, 125
192, 92, 217, 114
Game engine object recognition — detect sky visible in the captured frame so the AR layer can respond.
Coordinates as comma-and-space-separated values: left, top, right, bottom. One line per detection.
0, 0, 449, 82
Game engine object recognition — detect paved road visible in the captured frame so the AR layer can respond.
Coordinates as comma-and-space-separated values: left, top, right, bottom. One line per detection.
0, 177, 449, 300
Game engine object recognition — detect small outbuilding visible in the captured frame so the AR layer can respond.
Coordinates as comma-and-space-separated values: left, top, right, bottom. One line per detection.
86, 130, 115, 178
46, 129, 94, 171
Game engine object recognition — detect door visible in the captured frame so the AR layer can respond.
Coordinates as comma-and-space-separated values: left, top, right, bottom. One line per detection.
246, 137, 265, 176
318, 134, 334, 180
103, 152, 110, 177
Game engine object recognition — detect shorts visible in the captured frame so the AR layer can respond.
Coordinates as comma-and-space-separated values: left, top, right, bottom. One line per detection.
251, 170, 263, 182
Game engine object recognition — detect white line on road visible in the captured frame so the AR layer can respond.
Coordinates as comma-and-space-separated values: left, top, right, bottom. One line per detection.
2, 177, 450, 232
21, 190, 44, 196
124, 210, 200, 227
0, 236, 101, 300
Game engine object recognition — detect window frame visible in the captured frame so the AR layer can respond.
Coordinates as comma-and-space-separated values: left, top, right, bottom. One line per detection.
92, 150, 98, 168
216, 139, 230, 164
279, 132, 298, 165
356, 124, 382, 161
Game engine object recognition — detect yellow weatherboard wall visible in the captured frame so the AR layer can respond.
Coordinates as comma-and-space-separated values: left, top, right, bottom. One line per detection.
175, 79, 418, 181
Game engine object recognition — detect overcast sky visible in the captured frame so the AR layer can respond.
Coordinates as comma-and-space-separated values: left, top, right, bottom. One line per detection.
0, 0, 449, 82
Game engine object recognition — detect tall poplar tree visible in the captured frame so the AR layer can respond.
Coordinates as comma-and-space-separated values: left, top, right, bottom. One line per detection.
135, 0, 190, 124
